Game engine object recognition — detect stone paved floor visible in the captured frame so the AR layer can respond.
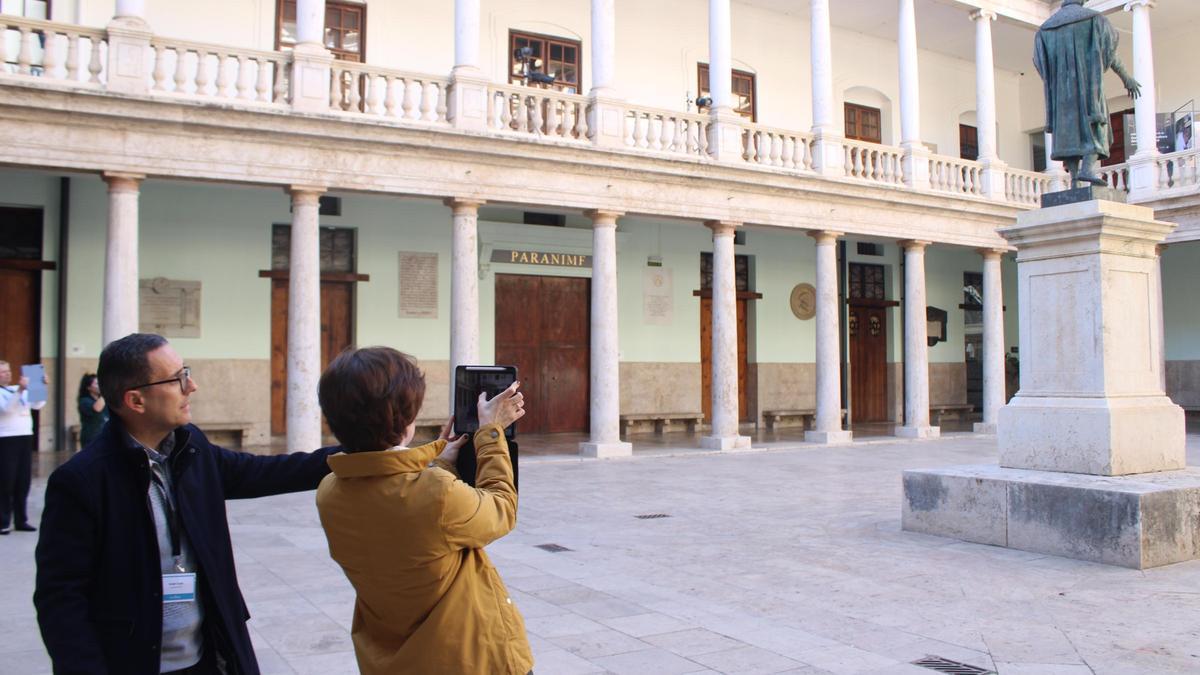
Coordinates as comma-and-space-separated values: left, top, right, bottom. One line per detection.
4, 433, 1200, 674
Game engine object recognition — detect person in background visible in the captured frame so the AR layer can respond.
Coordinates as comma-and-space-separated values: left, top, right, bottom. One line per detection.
77, 373, 109, 448
0, 359, 46, 535
315, 347, 533, 675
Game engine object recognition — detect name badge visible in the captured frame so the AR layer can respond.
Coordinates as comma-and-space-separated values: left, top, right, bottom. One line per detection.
163, 573, 197, 603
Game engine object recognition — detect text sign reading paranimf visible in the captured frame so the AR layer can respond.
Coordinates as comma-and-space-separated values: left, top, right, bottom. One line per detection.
491, 249, 592, 268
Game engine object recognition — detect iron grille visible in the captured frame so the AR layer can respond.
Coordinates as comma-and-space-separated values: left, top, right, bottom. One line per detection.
911, 656, 994, 675
535, 543, 572, 553
635, 514, 672, 519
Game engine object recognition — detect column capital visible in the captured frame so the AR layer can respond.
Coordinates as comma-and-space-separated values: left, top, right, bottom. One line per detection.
102, 172, 144, 192
585, 209, 623, 226
287, 185, 326, 203
705, 220, 741, 237
444, 197, 485, 213
808, 230, 843, 245
977, 247, 1007, 260
1124, 0, 1156, 11
970, 8, 997, 22
900, 239, 931, 252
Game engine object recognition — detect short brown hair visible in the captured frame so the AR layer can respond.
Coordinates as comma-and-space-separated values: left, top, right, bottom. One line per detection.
319, 347, 426, 453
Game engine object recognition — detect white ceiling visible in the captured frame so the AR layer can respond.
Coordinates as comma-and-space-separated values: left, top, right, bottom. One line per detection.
738, 0, 1200, 75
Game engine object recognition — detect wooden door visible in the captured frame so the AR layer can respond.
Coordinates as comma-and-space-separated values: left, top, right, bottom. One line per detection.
270, 279, 355, 435
849, 306, 888, 422
0, 267, 39, 373
494, 274, 589, 434
1104, 108, 1135, 166
700, 297, 749, 423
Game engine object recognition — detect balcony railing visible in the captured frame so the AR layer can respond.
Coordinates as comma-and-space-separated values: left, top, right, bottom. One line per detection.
3, 15, 1196, 210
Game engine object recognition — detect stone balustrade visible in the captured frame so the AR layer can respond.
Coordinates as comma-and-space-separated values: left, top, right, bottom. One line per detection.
149, 39, 288, 105
929, 154, 984, 197
330, 62, 449, 122
2, 15, 1196, 211
0, 16, 106, 86
843, 139, 905, 186
487, 84, 590, 142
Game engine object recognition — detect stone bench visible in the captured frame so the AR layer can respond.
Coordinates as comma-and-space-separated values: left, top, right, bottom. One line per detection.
410, 418, 450, 441
71, 421, 257, 451
930, 403, 975, 424
762, 409, 849, 430
619, 412, 704, 436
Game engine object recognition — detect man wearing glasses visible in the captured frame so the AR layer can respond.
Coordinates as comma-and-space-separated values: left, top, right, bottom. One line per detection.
34, 333, 337, 675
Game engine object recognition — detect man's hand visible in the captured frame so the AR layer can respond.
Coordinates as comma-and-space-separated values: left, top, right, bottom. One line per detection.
478, 381, 526, 430
435, 417, 468, 464
17, 376, 28, 392
1123, 75, 1142, 100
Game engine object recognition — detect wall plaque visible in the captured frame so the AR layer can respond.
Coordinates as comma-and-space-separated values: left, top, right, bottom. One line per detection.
643, 268, 673, 325
790, 283, 816, 320
490, 249, 592, 268
139, 278, 201, 338
398, 251, 439, 318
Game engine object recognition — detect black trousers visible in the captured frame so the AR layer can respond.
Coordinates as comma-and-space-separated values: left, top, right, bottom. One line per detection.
0, 434, 33, 528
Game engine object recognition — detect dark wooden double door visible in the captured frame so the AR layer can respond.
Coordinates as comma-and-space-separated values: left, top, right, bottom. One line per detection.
270, 280, 354, 435
494, 274, 589, 434
847, 263, 889, 423
699, 297, 750, 423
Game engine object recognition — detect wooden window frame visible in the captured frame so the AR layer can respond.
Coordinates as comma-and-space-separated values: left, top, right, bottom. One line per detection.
508, 29, 582, 94
959, 123, 979, 161
696, 63, 757, 122
275, 0, 367, 62
844, 103, 882, 144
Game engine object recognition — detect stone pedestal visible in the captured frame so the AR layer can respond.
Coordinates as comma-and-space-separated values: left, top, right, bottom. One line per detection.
902, 199, 1194, 569
448, 67, 490, 133
105, 17, 152, 96
290, 43, 333, 113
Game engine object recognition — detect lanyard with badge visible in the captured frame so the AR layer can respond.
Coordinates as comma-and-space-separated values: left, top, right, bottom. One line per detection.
153, 467, 197, 604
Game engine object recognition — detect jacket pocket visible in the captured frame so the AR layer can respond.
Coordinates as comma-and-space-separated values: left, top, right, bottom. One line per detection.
485, 565, 519, 640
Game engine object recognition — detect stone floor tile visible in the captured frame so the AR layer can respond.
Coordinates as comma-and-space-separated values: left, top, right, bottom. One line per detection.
529, 581, 615, 605
529, 646, 608, 674
524, 611, 609, 638
282, 650, 360, 675
562, 596, 650, 620
600, 611, 697, 637
547, 627, 651, 658
788, 644, 902, 673
0, 648, 53, 674
687, 644, 807, 674
995, 663, 1096, 675
643, 627, 749, 657
590, 647, 706, 675
981, 625, 1085, 665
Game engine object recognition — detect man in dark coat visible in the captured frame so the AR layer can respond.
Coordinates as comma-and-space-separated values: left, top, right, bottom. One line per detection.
1033, 0, 1140, 186
34, 333, 337, 674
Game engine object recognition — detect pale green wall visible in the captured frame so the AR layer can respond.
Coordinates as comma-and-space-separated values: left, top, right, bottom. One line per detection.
1163, 242, 1200, 361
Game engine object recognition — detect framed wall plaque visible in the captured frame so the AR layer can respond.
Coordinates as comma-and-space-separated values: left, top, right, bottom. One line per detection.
790, 283, 816, 320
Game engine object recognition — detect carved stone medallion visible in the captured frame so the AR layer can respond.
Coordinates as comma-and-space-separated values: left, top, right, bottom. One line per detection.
790, 283, 816, 320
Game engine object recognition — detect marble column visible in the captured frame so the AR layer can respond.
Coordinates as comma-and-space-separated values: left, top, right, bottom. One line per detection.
588, 0, 624, 148
809, 0, 842, 177
449, 0, 489, 131
1126, 0, 1159, 196
972, 9, 1006, 198
286, 186, 324, 454
896, 240, 939, 439
898, 0, 930, 188
291, 0, 331, 113
702, 221, 751, 450
447, 198, 483, 409
580, 210, 631, 458
974, 248, 1005, 434
101, 173, 143, 347
806, 231, 852, 444
114, 0, 145, 18
706, 0, 742, 163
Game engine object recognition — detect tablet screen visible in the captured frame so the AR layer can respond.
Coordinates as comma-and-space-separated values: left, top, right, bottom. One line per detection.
454, 365, 518, 438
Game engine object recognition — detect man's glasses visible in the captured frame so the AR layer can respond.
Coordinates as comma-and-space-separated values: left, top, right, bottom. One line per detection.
130, 366, 192, 394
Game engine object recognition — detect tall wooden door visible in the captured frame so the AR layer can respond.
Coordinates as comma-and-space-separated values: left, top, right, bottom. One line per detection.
848, 306, 888, 422
0, 207, 43, 388
494, 274, 589, 434
270, 280, 354, 435
699, 298, 749, 423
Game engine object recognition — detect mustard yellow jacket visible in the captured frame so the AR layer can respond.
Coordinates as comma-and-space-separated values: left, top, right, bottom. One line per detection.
315, 424, 533, 675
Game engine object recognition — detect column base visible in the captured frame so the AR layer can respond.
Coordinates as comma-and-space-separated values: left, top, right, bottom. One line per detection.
973, 422, 997, 434
895, 425, 941, 439
700, 435, 751, 451
578, 441, 633, 459
805, 429, 853, 444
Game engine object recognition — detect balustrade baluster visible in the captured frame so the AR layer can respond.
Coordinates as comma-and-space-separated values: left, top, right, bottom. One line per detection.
420, 80, 437, 121
42, 31, 61, 80
633, 113, 647, 148
150, 45, 168, 90
329, 68, 343, 110
781, 136, 795, 169
273, 61, 288, 102
400, 78, 417, 119
233, 56, 249, 99
255, 58, 272, 101
436, 83, 448, 122
544, 97, 559, 136
699, 122, 710, 157
384, 77, 400, 117
17, 27, 34, 75
66, 33, 81, 82
87, 37, 103, 83
499, 92, 513, 130
196, 51, 214, 96
511, 95, 526, 132
172, 48, 188, 93
758, 132, 770, 165
574, 102, 588, 138
743, 130, 756, 162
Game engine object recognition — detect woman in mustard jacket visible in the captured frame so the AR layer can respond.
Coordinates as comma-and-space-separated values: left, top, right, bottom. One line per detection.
315, 347, 533, 675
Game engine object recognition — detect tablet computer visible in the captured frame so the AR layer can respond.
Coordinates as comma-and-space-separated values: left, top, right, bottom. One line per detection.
453, 365, 518, 440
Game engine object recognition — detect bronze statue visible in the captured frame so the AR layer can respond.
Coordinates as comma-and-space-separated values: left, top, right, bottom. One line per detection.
1034, 0, 1141, 187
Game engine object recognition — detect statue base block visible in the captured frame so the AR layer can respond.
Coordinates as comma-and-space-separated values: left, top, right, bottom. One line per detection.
1041, 185, 1127, 208
902, 464, 1200, 569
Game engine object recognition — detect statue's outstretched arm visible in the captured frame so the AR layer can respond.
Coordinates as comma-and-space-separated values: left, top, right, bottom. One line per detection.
1110, 58, 1142, 100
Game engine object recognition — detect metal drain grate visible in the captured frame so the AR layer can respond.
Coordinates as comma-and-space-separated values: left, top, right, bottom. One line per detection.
535, 543, 572, 553
635, 513, 671, 519
911, 656, 994, 675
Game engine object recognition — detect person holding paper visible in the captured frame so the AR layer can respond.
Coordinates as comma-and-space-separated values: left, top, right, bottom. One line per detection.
0, 359, 46, 534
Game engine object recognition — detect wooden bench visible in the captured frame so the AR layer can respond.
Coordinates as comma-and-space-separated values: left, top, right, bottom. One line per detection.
762, 409, 849, 430
930, 403, 975, 424
619, 413, 704, 436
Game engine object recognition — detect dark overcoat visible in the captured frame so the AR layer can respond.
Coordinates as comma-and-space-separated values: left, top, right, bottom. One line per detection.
34, 417, 336, 674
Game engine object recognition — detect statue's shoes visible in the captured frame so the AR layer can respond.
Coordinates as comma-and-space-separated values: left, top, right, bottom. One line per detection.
1078, 174, 1108, 187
